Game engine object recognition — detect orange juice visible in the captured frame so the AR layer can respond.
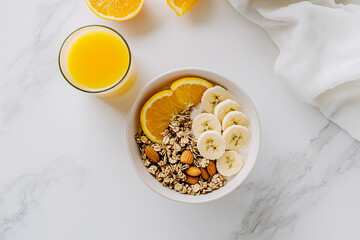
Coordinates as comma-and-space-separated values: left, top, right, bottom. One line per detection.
59, 25, 136, 97
67, 31, 129, 89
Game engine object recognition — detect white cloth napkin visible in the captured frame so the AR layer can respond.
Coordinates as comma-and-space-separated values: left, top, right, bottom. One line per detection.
229, 0, 360, 141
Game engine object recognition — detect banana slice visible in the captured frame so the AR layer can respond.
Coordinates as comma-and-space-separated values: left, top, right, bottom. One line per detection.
214, 99, 243, 123
223, 125, 250, 150
192, 113, 221, 139
201, 86, 231, 113
216, 151, 244, 177
197, 130, 225, 160
222, 111, 249, 130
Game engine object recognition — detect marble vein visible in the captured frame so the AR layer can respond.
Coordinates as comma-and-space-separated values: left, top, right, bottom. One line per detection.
0, 0, 78, 136
230, 122, 360, 240
0, 159, 84, 240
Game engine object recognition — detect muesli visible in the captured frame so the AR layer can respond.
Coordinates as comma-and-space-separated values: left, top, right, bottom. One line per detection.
135, 77, 250, 195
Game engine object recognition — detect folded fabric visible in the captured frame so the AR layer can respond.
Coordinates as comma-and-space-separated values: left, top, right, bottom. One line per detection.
229, 0, 360, 141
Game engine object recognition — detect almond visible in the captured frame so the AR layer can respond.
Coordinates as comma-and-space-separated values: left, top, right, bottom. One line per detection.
207, 161, 216, 176
180, 150, 194, 165
185, 166, 201, 177
200, 168, 210, 181
185, 176, 199, 185
145, 146, 160, 163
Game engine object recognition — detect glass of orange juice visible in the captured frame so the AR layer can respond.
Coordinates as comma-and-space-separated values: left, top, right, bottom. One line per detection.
59, 25, 136, 98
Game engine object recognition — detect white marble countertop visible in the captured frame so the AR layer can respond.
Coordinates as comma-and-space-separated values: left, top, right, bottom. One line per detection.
1, 0, 360, 239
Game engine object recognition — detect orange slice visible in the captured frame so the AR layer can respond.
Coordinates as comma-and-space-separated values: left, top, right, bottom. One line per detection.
167, 0, 199, 16
140, 90, 184, 143
140, 77, 213, 143
171, 77, 213, 108
86, 0, 145, 21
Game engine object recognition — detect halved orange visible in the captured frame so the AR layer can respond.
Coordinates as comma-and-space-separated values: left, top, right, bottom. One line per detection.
140, 77, 213, 143
86, 0, 145, 21
167, 0, 199, 16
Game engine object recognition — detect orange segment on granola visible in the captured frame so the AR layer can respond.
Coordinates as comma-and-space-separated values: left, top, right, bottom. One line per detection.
140, 90, 184, 143
171, 77, 213, 108
140, 77, 213, 143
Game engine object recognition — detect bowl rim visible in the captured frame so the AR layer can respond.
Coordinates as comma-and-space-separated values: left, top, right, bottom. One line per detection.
125, 67, 261, 203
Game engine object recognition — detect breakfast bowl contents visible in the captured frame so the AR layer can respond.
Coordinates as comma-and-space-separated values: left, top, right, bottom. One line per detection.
126, 68, 260, 203
135, 77, 250, 195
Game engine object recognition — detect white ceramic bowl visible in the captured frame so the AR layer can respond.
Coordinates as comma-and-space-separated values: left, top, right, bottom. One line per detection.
126, 68, 261, 203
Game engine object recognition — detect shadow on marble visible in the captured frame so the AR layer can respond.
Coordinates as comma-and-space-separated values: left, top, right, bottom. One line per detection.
109, 6, 158, 38
187, 0, 215, 25
99, 79, 142, 113
99, 59, 151, 113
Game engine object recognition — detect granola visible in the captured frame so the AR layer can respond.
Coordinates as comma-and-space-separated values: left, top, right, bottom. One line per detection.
135, 106, 227, 195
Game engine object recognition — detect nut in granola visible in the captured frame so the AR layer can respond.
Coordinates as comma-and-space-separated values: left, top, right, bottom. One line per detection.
145, 146, 160, 163
200, 167, 210, 181
207, 160, 217, 176
185, 176, 199, 185
180, 150, 194, 165
185, 166, 201, 177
